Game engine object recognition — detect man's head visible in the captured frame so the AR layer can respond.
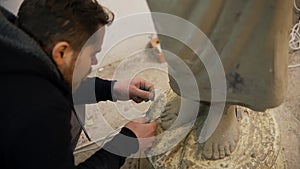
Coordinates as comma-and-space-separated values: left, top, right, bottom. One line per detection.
17, 0, 114, 88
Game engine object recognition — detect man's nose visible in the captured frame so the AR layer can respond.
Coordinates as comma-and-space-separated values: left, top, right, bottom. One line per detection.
91, 55, 98, 65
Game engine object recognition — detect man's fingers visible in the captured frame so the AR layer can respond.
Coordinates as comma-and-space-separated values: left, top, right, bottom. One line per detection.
131, 87, 154, 101
132, 96, 144, 103
128, 78, 155, 102
141, 83, 154, 92
133, 77, 154, 90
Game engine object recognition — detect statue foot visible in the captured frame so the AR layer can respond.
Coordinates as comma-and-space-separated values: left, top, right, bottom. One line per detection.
158, 89, 240, 160
160, 90, 181, 130
199, 105, 240, 160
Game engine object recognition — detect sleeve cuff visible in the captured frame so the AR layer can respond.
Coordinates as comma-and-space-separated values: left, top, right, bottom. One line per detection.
102, 127, 139, 157
95, 78, 116, 102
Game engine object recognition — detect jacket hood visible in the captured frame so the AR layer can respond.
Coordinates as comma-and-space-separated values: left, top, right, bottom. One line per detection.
0, 6, 67, 89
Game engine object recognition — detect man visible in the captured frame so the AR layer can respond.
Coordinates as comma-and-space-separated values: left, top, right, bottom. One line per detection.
0, 0, 157, 169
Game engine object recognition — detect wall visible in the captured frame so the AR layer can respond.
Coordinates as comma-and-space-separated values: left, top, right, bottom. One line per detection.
96, 0, 157, 66
0, 0, 157, 66
0, 0, 22, 15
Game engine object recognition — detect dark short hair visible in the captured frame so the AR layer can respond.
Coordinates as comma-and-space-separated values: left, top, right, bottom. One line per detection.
17, 0, 114, 55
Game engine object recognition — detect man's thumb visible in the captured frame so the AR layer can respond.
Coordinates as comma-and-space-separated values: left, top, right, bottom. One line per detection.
132, 117, 148, 123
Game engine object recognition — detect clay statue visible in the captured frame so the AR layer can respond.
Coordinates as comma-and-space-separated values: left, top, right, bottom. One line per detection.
146, 0, 292, 160
121, 1, 292, 169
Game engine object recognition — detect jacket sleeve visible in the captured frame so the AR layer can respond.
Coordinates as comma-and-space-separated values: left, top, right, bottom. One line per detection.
77, 127, 139, 169
73, 77, 116, 104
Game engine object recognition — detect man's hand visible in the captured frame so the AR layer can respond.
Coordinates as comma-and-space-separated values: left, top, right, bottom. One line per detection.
125, 118, 157, 151
113, 77, 154, 103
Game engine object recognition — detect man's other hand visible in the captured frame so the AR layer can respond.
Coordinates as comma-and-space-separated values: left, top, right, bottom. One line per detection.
125, 117, 157, 151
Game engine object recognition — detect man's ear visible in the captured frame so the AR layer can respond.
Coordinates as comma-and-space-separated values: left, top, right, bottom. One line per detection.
51, 42, 74, 66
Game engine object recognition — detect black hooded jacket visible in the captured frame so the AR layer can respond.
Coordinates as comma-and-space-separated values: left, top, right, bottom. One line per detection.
0, 6, 138, 169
